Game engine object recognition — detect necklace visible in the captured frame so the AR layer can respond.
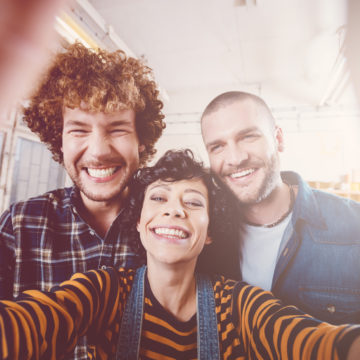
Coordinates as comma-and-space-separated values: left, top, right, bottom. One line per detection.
245, 183, 295, 228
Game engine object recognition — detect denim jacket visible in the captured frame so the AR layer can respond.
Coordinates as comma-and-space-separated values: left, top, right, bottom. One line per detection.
271, 171, 360, 324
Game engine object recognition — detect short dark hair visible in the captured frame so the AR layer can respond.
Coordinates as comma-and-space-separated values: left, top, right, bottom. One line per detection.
201, 91, 275, 127
124, 149, 239, 275
23, 42, 165, 165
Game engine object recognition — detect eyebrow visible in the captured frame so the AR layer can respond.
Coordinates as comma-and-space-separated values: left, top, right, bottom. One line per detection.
108, 120, 134, 127
63, 120, 88, 128
147, 184, 171, 191
205, 126, 259, 148
184, 189, 207, 200
147, 184, 207, 200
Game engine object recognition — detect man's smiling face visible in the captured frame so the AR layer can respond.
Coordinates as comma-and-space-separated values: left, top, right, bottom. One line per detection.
201, 99, 284, 205
62, 107, 143, 205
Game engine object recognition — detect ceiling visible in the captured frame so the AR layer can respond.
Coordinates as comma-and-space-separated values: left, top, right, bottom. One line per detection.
75, 0, 357, 116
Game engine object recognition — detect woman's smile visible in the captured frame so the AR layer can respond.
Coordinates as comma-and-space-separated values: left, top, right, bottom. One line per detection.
151, 225, 190, 241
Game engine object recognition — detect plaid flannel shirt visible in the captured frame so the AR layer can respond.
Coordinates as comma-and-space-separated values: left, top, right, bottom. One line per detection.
0, 186, 145, 360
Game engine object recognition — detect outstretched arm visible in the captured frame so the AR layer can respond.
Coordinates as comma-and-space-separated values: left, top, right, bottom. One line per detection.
0, 268, 122, 360
233, 282, 360, 359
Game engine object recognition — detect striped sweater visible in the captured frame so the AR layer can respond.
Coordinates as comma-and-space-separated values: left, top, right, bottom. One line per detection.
0, 267, 358, 359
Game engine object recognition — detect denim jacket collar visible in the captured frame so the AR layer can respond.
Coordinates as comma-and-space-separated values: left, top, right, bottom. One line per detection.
281, 171, 327, 230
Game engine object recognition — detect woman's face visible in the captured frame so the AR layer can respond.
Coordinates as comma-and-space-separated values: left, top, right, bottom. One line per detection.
137, 178, 212, 267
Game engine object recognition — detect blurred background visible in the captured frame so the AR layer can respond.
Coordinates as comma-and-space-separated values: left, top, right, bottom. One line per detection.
0, 0, 359, 212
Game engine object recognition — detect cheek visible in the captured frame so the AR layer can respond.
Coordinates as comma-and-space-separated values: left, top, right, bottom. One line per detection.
137, 206, 153, 239
137, 209, 146, 234
209, 156, 222, 172
137, 220, 148, 250
62, 137, 84, 155
197, 213, 210, 231
258, 138, 276, 156
117, 137, 140, 156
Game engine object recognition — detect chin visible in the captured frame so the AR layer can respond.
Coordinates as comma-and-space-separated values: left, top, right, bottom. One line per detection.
82, 187, 124, 202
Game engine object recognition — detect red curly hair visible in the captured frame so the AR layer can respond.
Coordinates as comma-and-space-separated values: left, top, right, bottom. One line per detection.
23, 42, 165, 165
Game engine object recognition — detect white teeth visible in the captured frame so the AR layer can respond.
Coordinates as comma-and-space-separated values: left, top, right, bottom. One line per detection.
154, 228, 188, 238
230, 168, 255, 179
87, 167, 117, 178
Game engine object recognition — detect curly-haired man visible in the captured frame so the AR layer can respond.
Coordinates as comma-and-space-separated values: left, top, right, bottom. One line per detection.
0, 42, 165, 360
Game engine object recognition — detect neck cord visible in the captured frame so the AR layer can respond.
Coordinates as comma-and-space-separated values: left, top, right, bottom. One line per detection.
245, 183, 295, 228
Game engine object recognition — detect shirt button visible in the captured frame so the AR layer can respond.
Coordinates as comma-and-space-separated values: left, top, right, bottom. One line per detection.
89, 230, 95, 236
327, 305, 336, 314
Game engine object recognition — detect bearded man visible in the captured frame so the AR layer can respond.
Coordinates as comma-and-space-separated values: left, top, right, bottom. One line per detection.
201, 91, 360, 325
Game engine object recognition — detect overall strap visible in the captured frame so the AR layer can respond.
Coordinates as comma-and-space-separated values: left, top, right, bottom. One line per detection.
115, 267, 220, 359
196, 273, 221, 360
115, 265, 146, 360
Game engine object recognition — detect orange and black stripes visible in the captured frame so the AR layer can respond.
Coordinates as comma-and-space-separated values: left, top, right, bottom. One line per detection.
0, 267, 134, 359
139, 278, 197, 359
229, 280, 360, 359
0, 268, 359, 359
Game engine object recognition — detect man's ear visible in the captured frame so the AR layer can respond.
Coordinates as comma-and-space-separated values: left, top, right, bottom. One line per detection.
205, 235, 212, 245
275, 126, 285, 152
136, 221, 140, 232
139, 144, 145, 153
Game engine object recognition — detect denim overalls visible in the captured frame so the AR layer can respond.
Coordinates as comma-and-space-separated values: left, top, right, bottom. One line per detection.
115, 265, 220, 359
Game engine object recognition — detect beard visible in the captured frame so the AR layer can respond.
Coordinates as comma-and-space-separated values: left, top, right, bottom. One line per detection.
222, 152, 281, 206
73, 167, 132, 202
64, 158, 137, 203
252, 153, 280, 204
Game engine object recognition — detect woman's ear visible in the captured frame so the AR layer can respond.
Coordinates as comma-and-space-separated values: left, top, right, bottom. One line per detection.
136, 221, 140, 232
205, 235, 212, 245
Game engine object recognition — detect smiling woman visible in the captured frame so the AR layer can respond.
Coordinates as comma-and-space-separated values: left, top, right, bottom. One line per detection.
0, 150, 359, 359
124, 148, 237, 271
137, 178, 211, 269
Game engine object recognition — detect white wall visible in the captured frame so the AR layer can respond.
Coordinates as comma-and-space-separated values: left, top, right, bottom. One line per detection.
155, 101, 360, 184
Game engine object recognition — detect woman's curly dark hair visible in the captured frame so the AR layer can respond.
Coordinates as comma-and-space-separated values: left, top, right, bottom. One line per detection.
23, 42, 165, 165
125, 149, 240, 276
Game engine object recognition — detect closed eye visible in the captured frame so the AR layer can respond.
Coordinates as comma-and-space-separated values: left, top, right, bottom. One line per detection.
184, 200, 204, 208
150, 195, 166, 202
209, 143, 223, 153
242, 132, 260, 141
69, 129, 88, 134
110, 129, 127, 133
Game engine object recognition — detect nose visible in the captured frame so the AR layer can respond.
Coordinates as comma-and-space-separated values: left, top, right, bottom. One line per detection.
88, 131, 112, 159
225, 141, 249, 167
163, 203, 186, 218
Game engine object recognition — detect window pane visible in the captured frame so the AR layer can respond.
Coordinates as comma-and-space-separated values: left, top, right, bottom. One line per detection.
10, 138, 66, 203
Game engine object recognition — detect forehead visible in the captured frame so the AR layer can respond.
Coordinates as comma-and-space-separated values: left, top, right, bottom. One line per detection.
201, 100, 272, 141
63, 107, 136, 126
146, 178, 209, 198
